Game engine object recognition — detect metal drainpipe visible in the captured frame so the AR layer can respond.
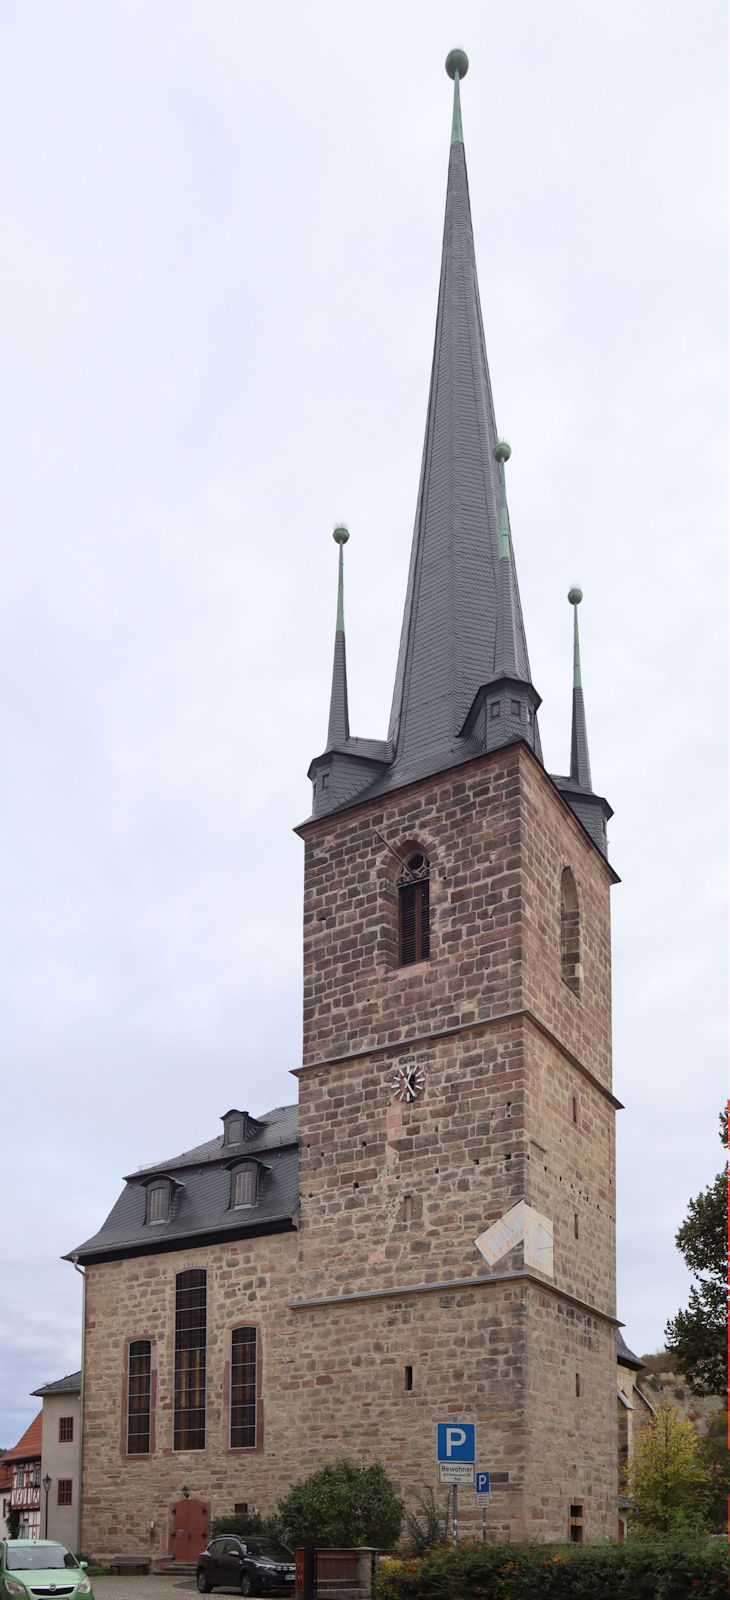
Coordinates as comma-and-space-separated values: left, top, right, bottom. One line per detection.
71, 1256, 85, 1558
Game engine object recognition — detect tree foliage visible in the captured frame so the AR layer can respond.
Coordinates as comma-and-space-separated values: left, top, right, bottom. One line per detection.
401, 1488, 453, 1556
696, 1409, 730, 1534
665, 1108, 727, 1397
625, 1401, 708, 1535
211, 1510, 283, 1540
277, 1458, 403, 1550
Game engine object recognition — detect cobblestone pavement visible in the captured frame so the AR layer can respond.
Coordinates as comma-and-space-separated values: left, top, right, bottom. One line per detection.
93, 1579, 201, 1600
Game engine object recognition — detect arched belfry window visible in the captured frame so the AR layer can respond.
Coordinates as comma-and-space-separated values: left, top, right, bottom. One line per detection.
397, 851, 430, 966
560, 867, 581, 995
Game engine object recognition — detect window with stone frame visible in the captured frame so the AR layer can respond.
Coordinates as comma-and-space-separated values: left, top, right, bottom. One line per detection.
397, 851, 430, 966
560, 867, 581, 994
230, 1326, 257, 1448
127, 1339, 152, 1455
174, 1270, 207, 1451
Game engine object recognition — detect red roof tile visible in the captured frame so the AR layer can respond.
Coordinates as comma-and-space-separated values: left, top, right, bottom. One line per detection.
3, 1411, 42, 1463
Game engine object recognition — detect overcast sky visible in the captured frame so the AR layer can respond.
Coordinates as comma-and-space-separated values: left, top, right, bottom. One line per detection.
0, 1, 725, 1447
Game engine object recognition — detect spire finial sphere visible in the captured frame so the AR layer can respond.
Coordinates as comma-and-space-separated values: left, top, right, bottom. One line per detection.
333, 525, 349, 545
445, 48, 469, 80
568, 586, 583, 605
493, 439, 511, 463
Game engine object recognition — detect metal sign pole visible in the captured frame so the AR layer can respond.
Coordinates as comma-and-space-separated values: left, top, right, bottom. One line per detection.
452, 1483, 458, 1545
481, 1503, 487, 1544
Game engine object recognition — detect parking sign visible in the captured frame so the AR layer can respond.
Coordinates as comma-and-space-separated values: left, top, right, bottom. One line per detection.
437, 1423, 475, 1462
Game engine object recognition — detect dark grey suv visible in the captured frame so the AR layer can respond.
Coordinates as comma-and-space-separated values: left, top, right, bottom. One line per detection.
196, 1536, 296, 1596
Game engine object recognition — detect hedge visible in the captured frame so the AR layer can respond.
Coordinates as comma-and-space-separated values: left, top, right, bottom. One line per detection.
376, 1538, 730, 1600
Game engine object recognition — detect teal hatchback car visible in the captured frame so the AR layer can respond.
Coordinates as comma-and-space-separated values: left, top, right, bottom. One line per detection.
0, 1542, 93, 1598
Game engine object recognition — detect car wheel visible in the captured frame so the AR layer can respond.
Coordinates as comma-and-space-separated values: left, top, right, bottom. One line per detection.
196, 1572, 212, 1594
240, 1575, 254, 1597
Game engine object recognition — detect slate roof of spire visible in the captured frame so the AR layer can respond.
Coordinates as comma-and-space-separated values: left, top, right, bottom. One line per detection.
386, 70, 536, 777
306, 57, 542, 818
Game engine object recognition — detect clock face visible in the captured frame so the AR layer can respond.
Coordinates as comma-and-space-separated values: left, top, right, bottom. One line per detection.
390, 1064, 425, 1104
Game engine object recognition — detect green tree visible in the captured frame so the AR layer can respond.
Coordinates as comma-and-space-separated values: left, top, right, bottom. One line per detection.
665, 1109, 727, 1397
277, 1458, 403, 1550
625, 1401, 708, 1535
696, 1409, 730, 1533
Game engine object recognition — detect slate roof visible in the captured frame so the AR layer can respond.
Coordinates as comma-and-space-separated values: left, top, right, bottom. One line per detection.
66, 1106, 299, 1265
616, 1330, 644, 1371
3, 1411, 42, 1463
32, 1371, 81, 1397
306, 67, 544, 821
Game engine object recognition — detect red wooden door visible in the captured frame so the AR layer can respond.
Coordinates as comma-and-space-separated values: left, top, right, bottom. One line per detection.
171, 1497, 209, 1560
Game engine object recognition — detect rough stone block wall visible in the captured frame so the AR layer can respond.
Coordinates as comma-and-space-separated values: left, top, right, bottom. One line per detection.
80, 744, 619, 1556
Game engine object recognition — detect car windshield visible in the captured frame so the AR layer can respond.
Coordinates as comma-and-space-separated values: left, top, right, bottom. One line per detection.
6, 1545, 78, 1571
247, 1541, 294, 1562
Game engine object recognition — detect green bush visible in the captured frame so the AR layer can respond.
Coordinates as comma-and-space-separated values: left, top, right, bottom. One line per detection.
278, 1458, 403, 1550
376, 1537, 730, 1600
211, 1511, 283, 1541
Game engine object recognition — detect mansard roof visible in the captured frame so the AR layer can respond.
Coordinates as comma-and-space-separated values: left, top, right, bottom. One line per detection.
65, 1104, 299, 1265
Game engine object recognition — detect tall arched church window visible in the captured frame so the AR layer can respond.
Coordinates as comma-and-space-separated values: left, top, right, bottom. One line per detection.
560, 867, 581, 995
397, 851, 430, 966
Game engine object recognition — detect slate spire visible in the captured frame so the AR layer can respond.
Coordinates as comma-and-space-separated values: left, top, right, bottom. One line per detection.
568, 586, 591, 789
493, 440, 519, 678
326, 525, 350, 748
387, 48, 537, 778
552, 584, 612, 859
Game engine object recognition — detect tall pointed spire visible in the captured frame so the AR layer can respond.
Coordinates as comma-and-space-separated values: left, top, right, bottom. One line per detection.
552, 583, 611, 859
387, 49, 537, 780
568, 586, 591, 789
327, 525, 350, 748
493, 441, 519, 677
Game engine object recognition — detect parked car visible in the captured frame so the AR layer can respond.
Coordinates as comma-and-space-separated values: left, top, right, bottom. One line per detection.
0, 1541, 93, 1599
196, 1535, 296, 1596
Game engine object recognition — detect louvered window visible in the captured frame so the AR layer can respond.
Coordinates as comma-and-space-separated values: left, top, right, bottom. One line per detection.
174, 1269, 207, 1451
230, 1326, 257, 1448
127, 1340, 151, 1455
397, 852, 430, 966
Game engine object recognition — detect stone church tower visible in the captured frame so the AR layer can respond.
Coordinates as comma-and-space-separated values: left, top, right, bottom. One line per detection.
295, 50, 619, 1541
69, 53, 620, 1562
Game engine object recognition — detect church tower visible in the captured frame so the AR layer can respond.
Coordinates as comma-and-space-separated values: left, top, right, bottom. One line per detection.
295, 51, 619, 1542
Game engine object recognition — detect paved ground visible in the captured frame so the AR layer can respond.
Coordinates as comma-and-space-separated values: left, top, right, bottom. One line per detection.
94, 1580, 200, 1599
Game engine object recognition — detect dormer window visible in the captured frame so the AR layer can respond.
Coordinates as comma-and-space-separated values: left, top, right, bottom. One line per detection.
223, 1109, 247, 1148
146, 1180, 171, 1225
231, 1163, 259, 1209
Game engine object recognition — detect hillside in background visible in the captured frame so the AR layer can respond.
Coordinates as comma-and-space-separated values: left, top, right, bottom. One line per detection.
640, 1349, 725, 1434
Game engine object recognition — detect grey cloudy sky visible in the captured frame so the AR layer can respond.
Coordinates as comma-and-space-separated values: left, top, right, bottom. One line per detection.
0, 1, 725, 1446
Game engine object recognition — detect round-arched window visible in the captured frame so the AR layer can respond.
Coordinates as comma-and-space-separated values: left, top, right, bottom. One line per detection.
397, 851, 430, 966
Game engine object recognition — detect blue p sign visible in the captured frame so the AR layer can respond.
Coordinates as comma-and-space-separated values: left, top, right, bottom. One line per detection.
437, 1423, 475, 1461
476, 1472, 490, 1495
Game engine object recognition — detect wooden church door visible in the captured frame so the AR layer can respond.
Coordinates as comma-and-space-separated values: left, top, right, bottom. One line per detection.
171, 1496, 209, 1560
